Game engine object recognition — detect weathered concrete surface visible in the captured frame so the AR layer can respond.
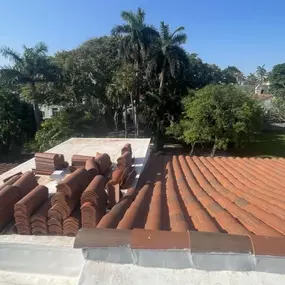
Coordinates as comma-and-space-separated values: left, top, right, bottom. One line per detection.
0, 236, 82, 285
78, 260, 285, 285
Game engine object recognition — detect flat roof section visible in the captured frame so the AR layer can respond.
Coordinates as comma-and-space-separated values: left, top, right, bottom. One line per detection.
0, 138, 150, 192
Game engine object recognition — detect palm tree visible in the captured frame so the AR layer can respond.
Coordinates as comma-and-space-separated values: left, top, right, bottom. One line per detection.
0, 42, 60, 129
147, 22, 189, 151
148, 22, 189, 97
112, 8, 159, 137
256, 64, 268, 84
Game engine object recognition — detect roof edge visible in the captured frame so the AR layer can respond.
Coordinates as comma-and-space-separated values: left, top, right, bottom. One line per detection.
74, 228, 285, 257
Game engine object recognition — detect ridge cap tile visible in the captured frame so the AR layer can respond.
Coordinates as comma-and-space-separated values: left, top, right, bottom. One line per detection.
248, 234, 285, 257
189, 231, 253, 254
131, 229, 190, 249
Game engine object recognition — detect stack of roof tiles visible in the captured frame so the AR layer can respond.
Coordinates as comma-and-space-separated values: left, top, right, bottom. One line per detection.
0, 172, 39, 232
14, 185, 49, 234
72, 153, 112, 177
63, 207, 81, 236
106, 144, 136, 209
35, 152, 66, 175
48, 168, 89, 234
72, 155, 95, 170
30, 197, 52, 234
81, 175, 107, 228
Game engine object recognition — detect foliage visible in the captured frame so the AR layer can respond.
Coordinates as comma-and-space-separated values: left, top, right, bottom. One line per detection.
0, 42, 61, 129
34, 106, 108, 151
256, 64, 268, 84
167, 85, 263, 156
269, 63, 285, 98
112, 8, 159, 68
0, 88, 36, 153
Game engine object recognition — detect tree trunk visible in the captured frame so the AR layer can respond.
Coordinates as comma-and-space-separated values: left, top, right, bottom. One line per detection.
154, 120, 164, 152
114, 110, 118, 131
31, 83, 41, 130
190, 142, 196, 156
211, 144, 217, 157
124, 104, 128, 138
129, 92, 136, 137
134, 100, 138, 138
159, 68, 165, 96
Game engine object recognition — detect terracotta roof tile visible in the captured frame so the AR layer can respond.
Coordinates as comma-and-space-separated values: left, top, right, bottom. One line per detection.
96, 155, 285, 239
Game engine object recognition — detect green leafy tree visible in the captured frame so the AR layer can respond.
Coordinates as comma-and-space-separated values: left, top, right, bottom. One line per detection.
246, 73, 258, 94
269, 63, 285, 98
34, 106, 108, 151
0, 42, 60, 129
0, 88, 36, 153
221, 66, 244, 85
167, 85, 262, 156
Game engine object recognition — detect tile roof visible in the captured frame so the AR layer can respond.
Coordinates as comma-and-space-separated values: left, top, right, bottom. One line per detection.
0, 163, 19, 175
98, 155, 285, 238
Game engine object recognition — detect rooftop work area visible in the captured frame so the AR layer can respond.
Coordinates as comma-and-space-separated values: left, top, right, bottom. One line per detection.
1, 138, 285, 285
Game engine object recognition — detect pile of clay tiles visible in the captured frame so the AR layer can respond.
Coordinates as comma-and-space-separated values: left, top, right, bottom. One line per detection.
14, 185, 49, 234
0, 171, 51, 234
71, 153, 111, 175
106, 144, 137, 208
48, 168, 90, 235
81, 175, 108, 228
34, 152, 67, 175
0, 146, 134, 236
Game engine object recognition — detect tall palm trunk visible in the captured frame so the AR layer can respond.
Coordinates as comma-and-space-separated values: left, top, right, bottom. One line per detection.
124, 104, 128, 138
159, 59, 167, 96
159, 68, 165, 96
31, 82, 41, 130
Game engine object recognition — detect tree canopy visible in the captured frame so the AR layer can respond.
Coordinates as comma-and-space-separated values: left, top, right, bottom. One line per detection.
167, 85, 262, 156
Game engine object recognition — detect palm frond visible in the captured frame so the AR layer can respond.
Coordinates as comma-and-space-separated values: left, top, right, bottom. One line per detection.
167, 45, 189, 79
160, 22, 170, 41
0, 46, 23, 64
121, 10, 138, 25
171, 26, 185, 38
34, 42, 48, 55
0, 68, 28, 84
111, 24, 132, 35
137, 7, 146, 24
171, 33, 187, 45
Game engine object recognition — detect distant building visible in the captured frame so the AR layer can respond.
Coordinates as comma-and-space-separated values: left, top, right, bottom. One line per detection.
255, 81, 270, 95
40, 105, 62, 119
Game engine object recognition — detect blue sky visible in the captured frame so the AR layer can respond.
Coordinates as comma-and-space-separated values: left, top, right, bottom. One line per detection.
0, 0, 284, 74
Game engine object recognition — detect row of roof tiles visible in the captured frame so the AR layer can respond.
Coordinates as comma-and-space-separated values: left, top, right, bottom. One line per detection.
97, 155, 285, 237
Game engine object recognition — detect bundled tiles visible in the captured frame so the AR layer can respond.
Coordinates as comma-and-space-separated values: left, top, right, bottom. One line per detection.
14, 185, 49, 234
81, 175, 108, 228
63, 207, 81, 236
48, 168, 89, 234
0, 185, 21, 231
85, 158, 99, 180
13, 171, 38, 197
112, 144, 136, 190
72, 153, 111, 176
35, 152, 66, 175
72, 155, 94, 169
30, 197, 52, 234
0, 171, 38, 232
95, 153, 112, 175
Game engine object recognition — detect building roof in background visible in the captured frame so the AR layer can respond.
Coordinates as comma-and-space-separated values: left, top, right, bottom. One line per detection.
255, 93, 273, 101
